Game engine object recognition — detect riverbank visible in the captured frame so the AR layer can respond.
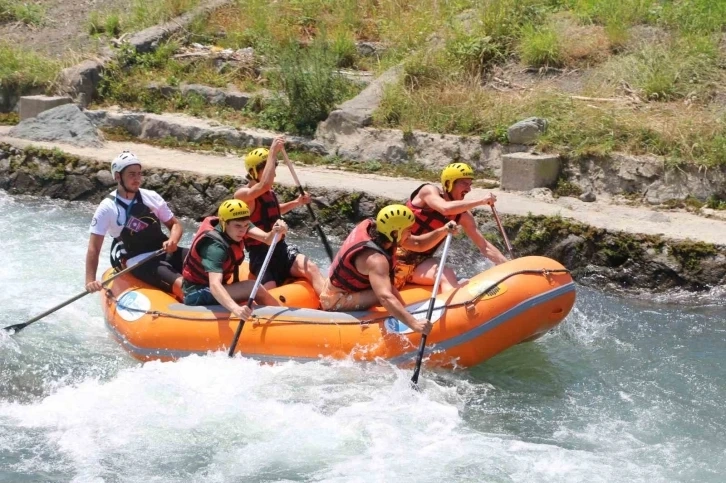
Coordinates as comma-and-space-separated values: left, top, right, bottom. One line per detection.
1, 132, 724, 294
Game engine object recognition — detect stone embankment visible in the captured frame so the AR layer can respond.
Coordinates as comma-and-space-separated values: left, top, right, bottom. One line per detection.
1, 138, 724, 296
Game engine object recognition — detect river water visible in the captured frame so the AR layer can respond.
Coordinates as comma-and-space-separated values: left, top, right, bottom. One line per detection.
1, 192, 724, 483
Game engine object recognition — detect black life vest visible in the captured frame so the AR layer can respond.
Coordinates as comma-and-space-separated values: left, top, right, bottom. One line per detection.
182, 217, 245, 286
329, 219, 395, 292
108, 191, 168, 258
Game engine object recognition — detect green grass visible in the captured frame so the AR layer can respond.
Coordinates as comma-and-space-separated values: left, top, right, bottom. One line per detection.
87, 0, 201, 37
518, 24, 564, 68
374, 82, 726, 168
0, 43, 60, 108
96, 38, 362, 135
0, 111, 19, 125
0, 0, 46, 26
90, 0, 726, 167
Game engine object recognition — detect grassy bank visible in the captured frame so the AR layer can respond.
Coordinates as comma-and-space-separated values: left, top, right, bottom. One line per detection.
181, 0, 724, 166
0, 0, 45, 26
87, 0, 201, 37
0, 43, 62, 110
86, 0, 726, 165
95, 37, 363, 135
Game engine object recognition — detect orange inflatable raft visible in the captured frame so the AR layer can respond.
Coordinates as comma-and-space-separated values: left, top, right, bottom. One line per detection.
100, 256, 575, 369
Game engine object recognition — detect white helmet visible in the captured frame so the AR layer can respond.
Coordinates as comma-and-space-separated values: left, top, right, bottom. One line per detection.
111, 151, 141, 178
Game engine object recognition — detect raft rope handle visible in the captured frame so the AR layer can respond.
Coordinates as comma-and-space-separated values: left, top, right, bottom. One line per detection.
109, 269, 571, 326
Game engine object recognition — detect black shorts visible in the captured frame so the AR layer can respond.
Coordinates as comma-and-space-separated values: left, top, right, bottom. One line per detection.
131, 247, 188, 293
248, 242, 300, 287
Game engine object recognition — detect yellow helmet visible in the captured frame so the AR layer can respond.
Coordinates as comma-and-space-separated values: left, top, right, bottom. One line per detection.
376, 204, 415, 242
441, 162, 474, 191
218, 199, 250, 230
244, 148, 270, 181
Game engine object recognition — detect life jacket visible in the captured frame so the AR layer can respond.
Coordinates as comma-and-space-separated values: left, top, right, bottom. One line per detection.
404, 183, 461, 257
182, 217, 245, 286
245, 190, 281, 248
329, 219, 395, 292
108, 191, 168, 258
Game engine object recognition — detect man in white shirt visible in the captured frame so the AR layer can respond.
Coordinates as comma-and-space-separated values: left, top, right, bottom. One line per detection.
85, 151, 187, 299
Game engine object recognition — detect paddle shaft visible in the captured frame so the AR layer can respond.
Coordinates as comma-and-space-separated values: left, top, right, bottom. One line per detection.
227, 232, 280, 357
490, 205, 514, 259
3, 248, 166, 333
411, 232, 453, 386
281, 151, 334, 262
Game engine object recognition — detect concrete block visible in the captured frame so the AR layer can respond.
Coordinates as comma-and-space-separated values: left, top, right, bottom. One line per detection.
19, 95, 73, 121
501, 152, 561, 191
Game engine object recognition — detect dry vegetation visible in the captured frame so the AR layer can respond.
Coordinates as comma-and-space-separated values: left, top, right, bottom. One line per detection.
3, 0, 725, 167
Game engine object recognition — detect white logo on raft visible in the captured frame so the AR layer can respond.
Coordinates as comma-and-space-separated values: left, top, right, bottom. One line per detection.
384, 299, 446, 335
467, 280, 507, 299
116, 291, 151, 322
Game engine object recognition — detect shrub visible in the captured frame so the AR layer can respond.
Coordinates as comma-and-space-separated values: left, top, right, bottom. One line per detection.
403, 50, 448, 89
446, 31, 504, 77
267, 40, 359, 134
331, 32, 358, 69
0, 0, 45, 26
518, 24, 564, 68
0, 43, 59, 109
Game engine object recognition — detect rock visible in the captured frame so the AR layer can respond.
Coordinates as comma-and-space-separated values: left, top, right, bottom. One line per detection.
59, 59, 106, 107
9, 104, 104, 148
167, 184, 208, 216
579, 191, 596, 202
322, 64, 403, 129
63, 175, 95, 200
545, 234, 588, 268
8, 171, 40, 192
95, 169, 116, 187
181, 84, 226, 105
206, 183, 232, 204
353, 197, 376, 218
644, 182, 689, 205
696, 254, 726, 286
128, 26, 166, 54
356, 41, 387, 57
146, 82, 178, 98
224, 90, 253, 110
528, 187, 555, 202
507, 117, 548, 145
144, 173, 164, 190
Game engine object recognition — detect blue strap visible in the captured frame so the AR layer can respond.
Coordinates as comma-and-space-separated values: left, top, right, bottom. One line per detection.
113, 193, 138, 227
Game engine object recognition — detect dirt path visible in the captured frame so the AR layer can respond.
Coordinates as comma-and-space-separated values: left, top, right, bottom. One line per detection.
0, 0, 134, 58
1, 126, 725, 246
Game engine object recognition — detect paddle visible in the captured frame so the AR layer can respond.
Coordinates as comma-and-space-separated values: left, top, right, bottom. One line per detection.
410, 231, 454, 387
490, 205, 514, 259
227, 232, 280, 357
3, 248, 165, 334
280, 150, 335, 262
